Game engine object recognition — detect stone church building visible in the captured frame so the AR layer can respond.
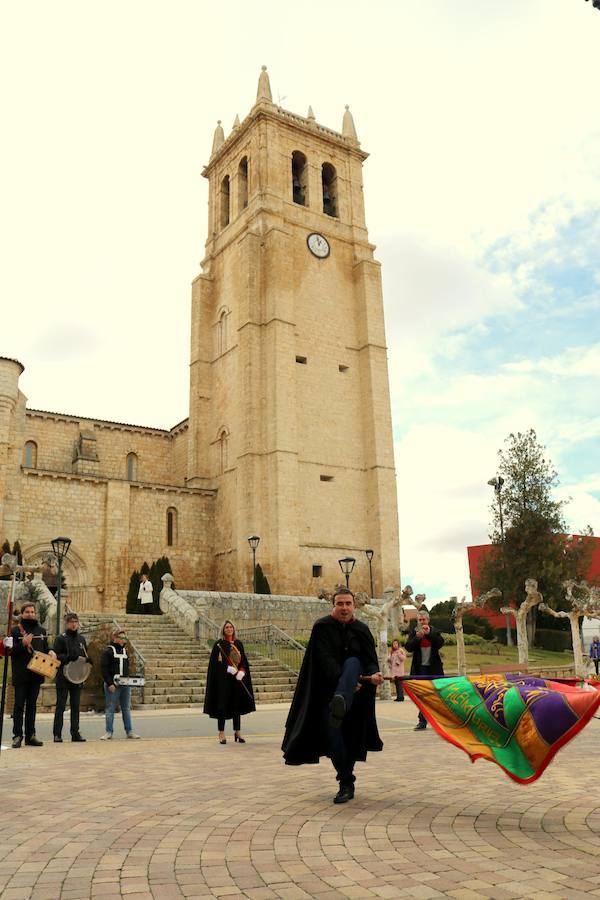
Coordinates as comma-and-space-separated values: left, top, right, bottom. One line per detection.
0, 68, 400, 612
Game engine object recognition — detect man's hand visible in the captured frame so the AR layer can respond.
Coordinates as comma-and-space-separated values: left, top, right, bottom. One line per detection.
421, 624, 430, 635
49, 650, 57, 659
235, 670, 245, 681
415, 630, 423, 639
108, 684, 116, 693
22, 633, 33, 648
3, 636, 13, 649
370, 672, 384, 686
226, 665, 237, 676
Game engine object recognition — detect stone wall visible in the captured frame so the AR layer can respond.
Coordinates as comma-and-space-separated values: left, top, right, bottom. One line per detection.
176, 588, 330, 638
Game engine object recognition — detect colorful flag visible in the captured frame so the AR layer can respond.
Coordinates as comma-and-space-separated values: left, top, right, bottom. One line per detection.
403, 675, 600, 784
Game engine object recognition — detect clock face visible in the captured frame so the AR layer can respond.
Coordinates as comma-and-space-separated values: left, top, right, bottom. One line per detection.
307, 232, 330, 259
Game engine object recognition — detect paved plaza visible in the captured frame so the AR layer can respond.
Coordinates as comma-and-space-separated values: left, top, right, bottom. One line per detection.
1, 700, 599, 900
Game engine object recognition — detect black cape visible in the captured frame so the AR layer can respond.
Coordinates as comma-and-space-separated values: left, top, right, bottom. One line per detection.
203, 639, 256, 720
282, 614, 383, 765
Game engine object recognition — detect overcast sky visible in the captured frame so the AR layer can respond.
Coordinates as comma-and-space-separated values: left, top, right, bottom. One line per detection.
1, 1, 599, 605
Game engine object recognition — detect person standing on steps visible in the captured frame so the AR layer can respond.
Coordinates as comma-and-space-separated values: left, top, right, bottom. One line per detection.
137, 573, 154, 614
53, 612, 88, 743
100, 628, 141, 740
203, 621, 255, 744
405, 609, 444, 730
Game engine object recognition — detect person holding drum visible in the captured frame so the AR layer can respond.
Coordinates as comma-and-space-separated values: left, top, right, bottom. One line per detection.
203, 621, 255, 744
10, 601, 53, 748
100, 628, 141, 740
53, 612, 90, 743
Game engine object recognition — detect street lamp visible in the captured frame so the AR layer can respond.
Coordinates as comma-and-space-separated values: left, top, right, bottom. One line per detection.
338, 556, 356, 589
365, 549, 375, 598
248, 535, 260, 593
486, 477, 512, 645
51, 537, 71, 637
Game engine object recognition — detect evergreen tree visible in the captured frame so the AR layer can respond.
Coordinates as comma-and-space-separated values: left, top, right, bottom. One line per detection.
126, 568, 140, 614
255, 563, 271, 595
478, 430, 595, 642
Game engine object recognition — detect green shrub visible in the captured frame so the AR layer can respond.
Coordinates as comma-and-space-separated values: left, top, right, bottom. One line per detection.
534, 628, 572, 652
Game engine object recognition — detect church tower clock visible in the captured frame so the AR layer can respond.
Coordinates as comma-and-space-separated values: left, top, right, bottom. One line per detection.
186, 67, 400, 597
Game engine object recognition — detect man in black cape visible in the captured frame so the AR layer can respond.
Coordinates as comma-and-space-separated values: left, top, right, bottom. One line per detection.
282, 588, 383, 803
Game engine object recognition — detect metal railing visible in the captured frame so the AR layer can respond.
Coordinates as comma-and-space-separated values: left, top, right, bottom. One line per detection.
236, 624, 306, 675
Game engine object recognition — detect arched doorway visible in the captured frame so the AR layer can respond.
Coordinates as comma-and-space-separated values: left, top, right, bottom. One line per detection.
23, 542, 92, 613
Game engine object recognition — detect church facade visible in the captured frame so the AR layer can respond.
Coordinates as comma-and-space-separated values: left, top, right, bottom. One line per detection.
0, 68, 400, 611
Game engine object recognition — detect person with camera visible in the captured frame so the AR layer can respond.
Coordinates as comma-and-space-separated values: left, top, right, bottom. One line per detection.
405, 609, 444, 730
100, 628, 141, 740
53, 612, 89, 743
10, 602, 52, 748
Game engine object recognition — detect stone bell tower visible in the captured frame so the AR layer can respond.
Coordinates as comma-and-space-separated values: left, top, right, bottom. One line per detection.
186, 67, 400, 596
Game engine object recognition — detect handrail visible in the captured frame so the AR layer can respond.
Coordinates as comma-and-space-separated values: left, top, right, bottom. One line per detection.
236, 623, 305, 675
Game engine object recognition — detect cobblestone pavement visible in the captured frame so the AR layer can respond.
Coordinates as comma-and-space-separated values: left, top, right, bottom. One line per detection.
1, 702, 599, 900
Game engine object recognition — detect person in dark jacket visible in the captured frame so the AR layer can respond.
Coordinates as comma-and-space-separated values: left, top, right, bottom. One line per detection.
405, 609, 444, 731
282, 588, 384, 804
10, 602, 52, 748
100, 628, 140, 740
203, 621, 255, 743
52, 612, 88, 743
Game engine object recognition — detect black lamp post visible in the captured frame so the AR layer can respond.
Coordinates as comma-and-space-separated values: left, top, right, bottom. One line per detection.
51, 536, 71, 637
248, 535, 260, 593
365, 549, 375, 599
338, 556, 356, 589
487, 477, 512, 646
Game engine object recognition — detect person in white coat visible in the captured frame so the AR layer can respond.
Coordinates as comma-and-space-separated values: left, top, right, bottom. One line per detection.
138, 573, 154, 614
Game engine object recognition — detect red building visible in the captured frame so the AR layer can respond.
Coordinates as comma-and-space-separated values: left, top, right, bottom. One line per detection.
467, 535, 600, 628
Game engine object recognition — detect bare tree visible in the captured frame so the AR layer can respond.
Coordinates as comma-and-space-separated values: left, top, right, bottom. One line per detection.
452, 588, 502, 675
539, 580, 600, 677
501, 578, 544, 665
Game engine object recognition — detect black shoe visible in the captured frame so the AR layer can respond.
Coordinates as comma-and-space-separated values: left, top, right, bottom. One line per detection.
234, 733, 246, 743
333, 784, 355, 804
413, 723, 427, 731
11, 736, 22, 749
329, 694, 346, 728
71, 734, 86, 742
25, 737, 43, 746
53, 735, 63, 743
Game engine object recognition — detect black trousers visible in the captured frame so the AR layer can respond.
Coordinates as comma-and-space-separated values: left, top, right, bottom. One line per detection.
394, 677, 405, 700
54, 682, 82, 737
13, 680, 41, 739
417, 665, 431, 726
218, 713, 241, 731
328, 657, 362, 786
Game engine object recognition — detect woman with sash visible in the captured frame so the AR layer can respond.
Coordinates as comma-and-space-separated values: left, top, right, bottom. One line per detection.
204, 621, 255, 744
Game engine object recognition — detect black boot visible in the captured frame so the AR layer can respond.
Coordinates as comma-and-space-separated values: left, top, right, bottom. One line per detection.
71, 734, 86, 742
333, 784, 355, 804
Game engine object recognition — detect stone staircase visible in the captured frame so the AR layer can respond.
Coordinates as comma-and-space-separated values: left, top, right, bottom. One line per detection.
78, 612, 298, 708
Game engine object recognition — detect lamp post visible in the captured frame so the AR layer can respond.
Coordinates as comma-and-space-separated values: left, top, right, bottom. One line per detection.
248, 535, 260, 593
365, 549, 375, 599
487, 477, 512, 646
51, 537, 71, 637
338, 556, 356, 590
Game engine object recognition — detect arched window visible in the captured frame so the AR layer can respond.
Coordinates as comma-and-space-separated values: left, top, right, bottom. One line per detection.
167, 507, 177, 547
23, 441, 37, 468
322, 163, 338, 217
292, 151, 308, 206
217, 308, 228, 357
218, 429, 229, 475
238, 156, 248, 210
220, 175, 230, 228
126, 452, 137, 482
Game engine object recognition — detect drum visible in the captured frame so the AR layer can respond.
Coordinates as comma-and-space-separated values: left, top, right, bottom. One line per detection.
63, 657, 92, 685
27, 651, 60, 680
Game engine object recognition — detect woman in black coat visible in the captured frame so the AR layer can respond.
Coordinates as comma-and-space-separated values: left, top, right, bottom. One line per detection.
203, 621, 255, 744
